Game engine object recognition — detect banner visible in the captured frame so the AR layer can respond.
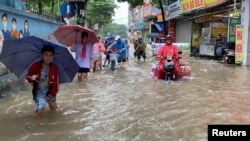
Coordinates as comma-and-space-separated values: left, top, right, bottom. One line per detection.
181, 0, 205, 13
204, 0, 227, 8
228, 18, 240, 42
192, 24, 201, 47
235, 25, 243, 64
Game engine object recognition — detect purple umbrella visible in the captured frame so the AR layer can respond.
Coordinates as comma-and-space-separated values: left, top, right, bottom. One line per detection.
0, 36, 80, 83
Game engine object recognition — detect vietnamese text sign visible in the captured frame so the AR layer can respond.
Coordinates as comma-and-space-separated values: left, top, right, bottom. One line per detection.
181, 0, 205, 12
228, 18, 240, 42
235, 25, 243, 64
205, 0, 227, 8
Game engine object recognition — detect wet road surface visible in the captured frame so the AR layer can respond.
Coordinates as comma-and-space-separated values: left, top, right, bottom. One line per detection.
1, 52, 250, 141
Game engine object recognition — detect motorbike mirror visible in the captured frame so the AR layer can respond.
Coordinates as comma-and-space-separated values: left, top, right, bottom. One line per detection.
178, 51, 182, 54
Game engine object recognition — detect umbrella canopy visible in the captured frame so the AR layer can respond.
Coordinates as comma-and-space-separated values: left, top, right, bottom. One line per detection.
53, 25, 99, 46
146, 33, 162, 39
0, 36, 80, 83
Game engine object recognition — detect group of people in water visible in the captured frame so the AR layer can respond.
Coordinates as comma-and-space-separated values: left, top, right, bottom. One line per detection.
26, 31, 184, 116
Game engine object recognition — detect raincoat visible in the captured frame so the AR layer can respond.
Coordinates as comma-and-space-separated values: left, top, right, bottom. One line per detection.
157, 43, 181, 79
93, 41, 106, 67
107, 39, 126, 61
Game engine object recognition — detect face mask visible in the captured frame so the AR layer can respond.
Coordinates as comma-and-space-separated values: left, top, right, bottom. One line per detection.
12, 25, 16, 29
3, 22, 7, 28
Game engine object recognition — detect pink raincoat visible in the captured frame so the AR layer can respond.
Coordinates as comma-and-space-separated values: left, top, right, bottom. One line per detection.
93, 41, 106, 67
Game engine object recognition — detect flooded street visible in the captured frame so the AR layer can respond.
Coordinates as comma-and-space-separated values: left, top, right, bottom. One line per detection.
1, 52, 250, 141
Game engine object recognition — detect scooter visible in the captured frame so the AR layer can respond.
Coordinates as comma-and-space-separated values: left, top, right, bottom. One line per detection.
224, 49, 235, 64
163, 56, 175, 84
109, 50, 122, 71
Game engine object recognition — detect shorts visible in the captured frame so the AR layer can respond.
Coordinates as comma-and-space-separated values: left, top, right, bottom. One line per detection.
78, 68, 90, 73
35, 92, 56, 111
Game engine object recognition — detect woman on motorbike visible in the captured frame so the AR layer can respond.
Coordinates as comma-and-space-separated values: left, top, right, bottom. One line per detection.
156, 35, 181, 80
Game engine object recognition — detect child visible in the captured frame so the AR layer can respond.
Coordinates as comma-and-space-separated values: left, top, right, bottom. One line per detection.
26, 45, 59, 116
70, 32, 93, 81
93, 35, 106, 70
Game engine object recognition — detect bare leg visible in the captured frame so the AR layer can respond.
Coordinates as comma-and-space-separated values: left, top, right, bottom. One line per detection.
82, 73, 88, 81
36, 109, 45, 117
77, 73, 82, 81
48, 101, 58, 111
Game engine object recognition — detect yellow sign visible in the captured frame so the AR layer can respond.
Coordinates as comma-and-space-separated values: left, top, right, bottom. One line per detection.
181, 0, 205, 12
204, 0, 227, 8
235, 25, 243, 64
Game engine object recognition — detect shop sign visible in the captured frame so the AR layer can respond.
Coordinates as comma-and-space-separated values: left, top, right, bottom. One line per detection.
166, 0, 182, 20
235, 25, 243, 64
181, 0, 205, 13
204, 0, 227, 8
143, 2, 152, 18
194, 15, 222, 23
134, 23, 145, 30
228, 18, 240, 42
192, 24, 201, 47
156, 13, 163, 22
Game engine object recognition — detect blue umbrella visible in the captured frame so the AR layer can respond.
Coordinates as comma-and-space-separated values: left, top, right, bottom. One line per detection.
0, 36, 80, 83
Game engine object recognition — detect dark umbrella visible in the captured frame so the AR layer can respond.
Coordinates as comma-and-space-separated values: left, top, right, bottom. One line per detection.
0, 36, 80, 83
146, 33, 162, 38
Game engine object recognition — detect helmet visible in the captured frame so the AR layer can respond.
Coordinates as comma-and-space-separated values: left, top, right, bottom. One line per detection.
115, 35, 121, 41
166, 35, 172, 40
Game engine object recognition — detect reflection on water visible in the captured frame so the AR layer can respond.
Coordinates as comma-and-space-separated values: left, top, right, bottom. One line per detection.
1, 57, 250, 141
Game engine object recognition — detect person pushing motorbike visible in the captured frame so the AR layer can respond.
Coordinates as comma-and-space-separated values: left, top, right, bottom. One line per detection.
157, 35, 181, 80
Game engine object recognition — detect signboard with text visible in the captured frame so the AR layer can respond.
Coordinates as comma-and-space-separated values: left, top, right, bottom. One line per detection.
235, 25, 243, 64
181, 0, 205, 13
205, 0, 227, 8
228, 18, 240, 42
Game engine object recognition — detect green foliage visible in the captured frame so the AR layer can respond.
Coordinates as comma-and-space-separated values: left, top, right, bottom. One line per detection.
86, 0, 117, 30
117, 0, 159, 8
95, 23, 127, 38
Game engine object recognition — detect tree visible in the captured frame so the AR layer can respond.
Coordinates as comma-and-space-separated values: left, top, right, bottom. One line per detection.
96, 23, 127, 38
117, 0, 159, 8
86, 0, 117, 30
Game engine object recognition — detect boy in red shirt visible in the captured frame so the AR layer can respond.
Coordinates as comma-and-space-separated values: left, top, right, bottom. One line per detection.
26, 45, 59, 116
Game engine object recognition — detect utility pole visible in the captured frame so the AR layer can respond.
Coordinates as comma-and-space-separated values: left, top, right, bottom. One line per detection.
159, 0, 167, 36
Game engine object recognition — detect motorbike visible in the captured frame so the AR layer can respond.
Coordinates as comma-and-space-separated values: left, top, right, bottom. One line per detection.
163, 56, 175, 83
224, 49, 235, 64
164, 51, 183, 82
109, 50, 122, 71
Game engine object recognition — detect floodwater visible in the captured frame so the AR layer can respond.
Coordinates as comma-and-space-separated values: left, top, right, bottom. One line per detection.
1, 50, 250, 141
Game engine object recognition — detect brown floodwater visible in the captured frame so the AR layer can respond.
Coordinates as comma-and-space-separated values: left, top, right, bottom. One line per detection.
1, 52, 250, 141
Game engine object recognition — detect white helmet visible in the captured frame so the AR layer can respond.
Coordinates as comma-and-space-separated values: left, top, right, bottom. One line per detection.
115, 35, 121, 41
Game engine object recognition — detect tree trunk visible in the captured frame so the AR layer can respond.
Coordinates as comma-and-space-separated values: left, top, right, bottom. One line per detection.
51, 0, 55, 13
38, 0, 42, 15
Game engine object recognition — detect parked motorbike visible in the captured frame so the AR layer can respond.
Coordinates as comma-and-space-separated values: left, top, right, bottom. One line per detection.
224, 49, 235, 64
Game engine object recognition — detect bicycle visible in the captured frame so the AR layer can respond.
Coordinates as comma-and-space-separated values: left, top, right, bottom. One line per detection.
92, 52, 100, 72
